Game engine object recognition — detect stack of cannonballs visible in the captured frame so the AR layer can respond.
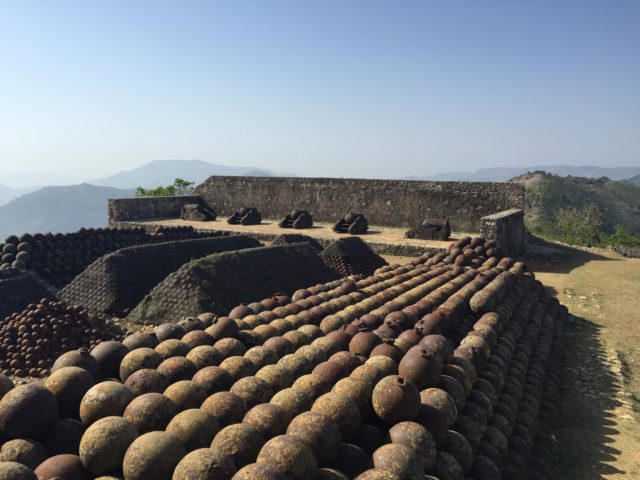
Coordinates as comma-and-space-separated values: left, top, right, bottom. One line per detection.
0, 241, 566, 480
0, 299, 124, 378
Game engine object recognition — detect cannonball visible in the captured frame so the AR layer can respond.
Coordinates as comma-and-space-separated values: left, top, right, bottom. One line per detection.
388, 421, 436, 471
255, 365, 293, 391
119, 348, 163, 382
34, 454, 90, 480
181, 330, 213, 349
90, 341, 129, 380
42, 419, 84, 456
206, 317, 239, 341
122, 333, 158, 350
186, 346, 223, 369
201, 392, 247, 427
354, 424, 386, 455
270, 388, 311, 423
442, 430, 473, 474
0, 384, 58, 438
311, 392, 361, 440
355, 469, 402, 479
156, 357, 196, 383
163, 380, 207, 411
0, 439, 48, 470
0, 461, 38, 480
311, 337, 342, 357
256, 435, 318, 480
51, 349, 99, 379
79, 416, 138, 475
371, 375, 420, 425
122, 431, 186, 480
372, 444, 423, 478
328, 351, 361, 374
317, 468, 350, 479
155, 339, 190, 359
219, 356, 256, 382
350, 364, 384, 388
365, 356, 397, 377
296, 344, 327, 365
432, 450, 464, 480
277, 354, 312, 378
213, 338, 246, 358
230, 377, 273, 409
286, 411, 340, 466
311, 361, 349, 386
43, 366, 94, 419
124, 369, 168, 397
192, 366, 233, 395
211, 423, 265, 468
80, 381, 133, 425
333, 443, 372, 478
332, 377, 373, 420
172, 448, 236, 480
154, 323, 185, 342
0, 375, 15, 401
232, 463, 286, 480
242, 403, 288, 439
244, 347, 278, 370
398, 345, 444, 390
166, 409, 220, 452
291, 374, 330, 403
122, 392, 177, 433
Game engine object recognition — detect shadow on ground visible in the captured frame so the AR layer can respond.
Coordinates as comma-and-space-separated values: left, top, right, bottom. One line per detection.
550, 315, 626, 479
525, 236, 618, 274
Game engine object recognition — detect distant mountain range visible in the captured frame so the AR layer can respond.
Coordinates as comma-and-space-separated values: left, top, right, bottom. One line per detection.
0, 185, 39, 207
411, 165, 640, 182
623, 174, 640, 187
0, 184, 134, 239
90, 159, 280, 189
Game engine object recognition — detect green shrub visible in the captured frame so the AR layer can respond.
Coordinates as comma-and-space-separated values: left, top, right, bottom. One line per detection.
135, 178, 194, 197
554, 204, 604, 246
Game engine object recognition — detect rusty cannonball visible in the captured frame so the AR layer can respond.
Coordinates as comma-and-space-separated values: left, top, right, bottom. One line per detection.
0, 461, 38, 480
277, 354, 313, 379
34, 454, 90, 480
328, 351, 361, 374
90, 341, 129, 380
211, 423, 266, 468
350, 364, 384, 389
255, 364, 293, 391
163, 380, 207, 411
270, 388, 311, 423
420, 387, 458, 427
122, 332, 158, 350
219, 356, 256, 382
119, 348, 163, 382
124, 369, 168, 397
369, 343, 403, 363
51, 349, 99, 379
437, 375, 466, 411
79, 381, 133, 426
154, 323, 185, 342
192, 366, 233, 395
166, 408, 220, 452
311, 337, 342, 357
332, 377, 373, 420
232, 462, 287, 479
122, 392, 177, 433
291, 374, 330, 403
256, 435, 318, 480
242, 403, 288, 439
156, 356, 196, 383
263, 337, 294, 357
365, 356, 397, 377
442, 430, 473, 474
333, 443, 372, 478
230, 304, 254, 319
155, 339, 190, 359
282, 330, 308, 350
0, 374, 15, 401
388, 421, 436, 471
431, 450, 464, 480
43, 366, 95, 419
79, 416, 138, 476
206, 317, 239, 341
398, 345, 444, 390
122, 431, 186, 480
311, 392, 361, 440
311, 361, 349, 386
371, 375, 420, 425
354, 424, 387, 455
172, 448, 236, 480
230, 377, 274, 409
213, 338, 246, 358
201, 391, 247, 427
355, 469, 403, 479
42, 419, 84, 456
0, 439, 48, 470
0, 383, 58, 438
296, 344, 327, 365
372, 443, 423, 478
244, 347, 279, 370
186, 346, 223, 369
181, 330, 214, 349
349, 332, 381, 358
286, 411, 340, 466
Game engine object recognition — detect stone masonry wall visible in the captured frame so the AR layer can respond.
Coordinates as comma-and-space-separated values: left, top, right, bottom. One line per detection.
108, 195, 202, 225
480, 208, 526, 257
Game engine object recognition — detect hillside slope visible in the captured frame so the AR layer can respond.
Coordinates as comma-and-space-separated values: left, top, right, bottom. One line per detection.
511, 172, 640, 235
0, 184, 134, 238
623, 174, 640, 187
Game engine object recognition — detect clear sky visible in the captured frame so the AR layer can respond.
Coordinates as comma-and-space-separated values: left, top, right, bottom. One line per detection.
1, 1, 639, 186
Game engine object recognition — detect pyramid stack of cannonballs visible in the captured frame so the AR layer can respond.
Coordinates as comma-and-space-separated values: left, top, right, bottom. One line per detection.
0, 236, 566, 480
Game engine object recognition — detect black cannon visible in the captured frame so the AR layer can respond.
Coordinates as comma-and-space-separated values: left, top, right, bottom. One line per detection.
333, 212, 369, 235
181, 204, 217, 222
227, 207, 262, 225
404, 218, 450, 240
279, 209, 313, 229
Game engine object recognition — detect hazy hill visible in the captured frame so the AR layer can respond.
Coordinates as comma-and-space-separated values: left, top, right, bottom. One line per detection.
0, 185, 39, 207
0, 184, 134, 239
412, 165, 640, 182
510, 172, 640, 235
91, 160, 279, 189
623, 174, 640, 187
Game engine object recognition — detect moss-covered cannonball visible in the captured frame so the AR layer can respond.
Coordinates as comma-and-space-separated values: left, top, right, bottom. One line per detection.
122, 332, 158, 350
122, 431, 186, 480
172, 448, 236, 480
166, 409, 220, 452
437, 375, 466, 411
0, 461, 38, 480
286, 411, 340, 466
0, 439, 48, 470
192, 366, 233, 395
242, 403, 288, 439
34, 454, 90, 480
206, 317, 239, 341
124, 369, 168, 397
78, 416, 138, 475
122, 393, 177, 433
210, 423, 265, 468
388, 421, 436, 471
42, 419, 84, 456
371, 375, 420, 425
372, 444, 422, 478
163, 380, 207, 411
291, 374, 329, 403
181, 330, 213, 349
256, 435, 318, 480
119, 348, 163, 382
232, 463, 287, 480
311, 337, 342, 357
311, 392, 361, 441
350, 364, 384, 389
431, 450, 464, 480
332, 378, 373, 420
90, 341, 130, 380
79, 381, 133, 426
442, 430, 473, 474
255, 365, 294, 391
186, 346, 223, 370
244, 347, 278, 370
201, 392, 247, 427
156, 357, 197, 384
298, 324, 322, 341
155, 339, 190, 359
333, 443, 372, 478
213, 338, 246, 358
43, 366, 94, 419
277, 354, 313, 378
365, 356, 397, 377
269, 388, 311, 424
282, 330, 308, 350
219, 356, 256, 382
354, 469, 401, 480
51, 349, 99, 379
230, 377, 273, 409
296, 345, 327, 365
0, 384, 57, 438
420, 388, 458, 427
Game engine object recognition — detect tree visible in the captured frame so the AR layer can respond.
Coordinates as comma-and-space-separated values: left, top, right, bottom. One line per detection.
555, 204, 604, 246
135, 178, 195, 197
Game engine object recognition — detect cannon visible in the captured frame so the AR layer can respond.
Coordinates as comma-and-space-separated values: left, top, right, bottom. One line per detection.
333, 212, 368, 235
227, 207, 262, 226
181, 204, 217, 222
279, 210, 313, 229
405, 218, 450, 240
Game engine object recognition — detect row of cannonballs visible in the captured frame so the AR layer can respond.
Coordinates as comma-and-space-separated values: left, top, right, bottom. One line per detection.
0, 243, 565, 479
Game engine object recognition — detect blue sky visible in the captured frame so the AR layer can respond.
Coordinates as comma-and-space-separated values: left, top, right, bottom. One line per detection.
1, 1, 639, 186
